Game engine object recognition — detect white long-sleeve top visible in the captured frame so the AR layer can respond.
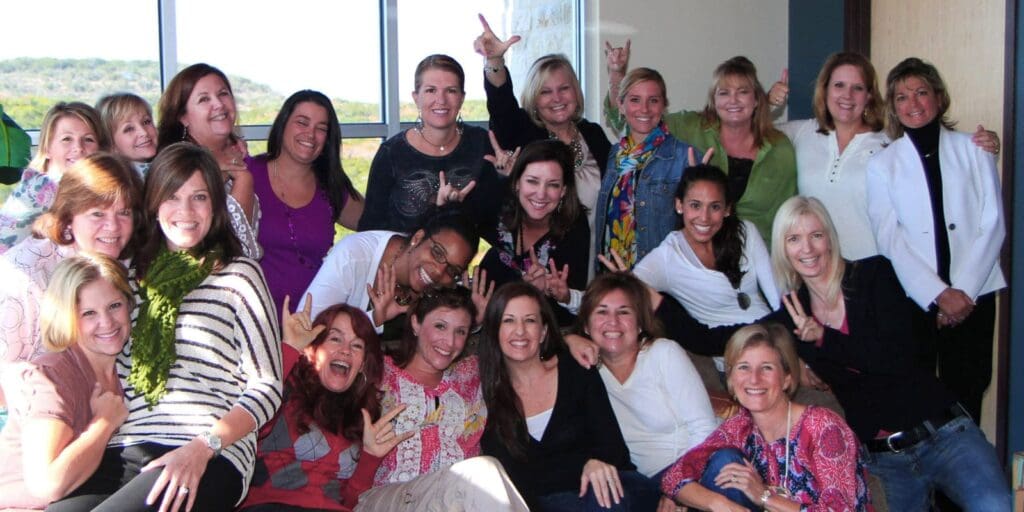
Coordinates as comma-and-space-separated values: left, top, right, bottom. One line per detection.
599, 339, 718, 477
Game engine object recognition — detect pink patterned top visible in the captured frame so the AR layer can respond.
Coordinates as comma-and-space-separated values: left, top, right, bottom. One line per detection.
662, 405, 873, 511
373, 355, 486, 486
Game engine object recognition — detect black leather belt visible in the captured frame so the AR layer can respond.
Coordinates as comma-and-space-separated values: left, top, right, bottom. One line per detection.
864, 403, 969, 453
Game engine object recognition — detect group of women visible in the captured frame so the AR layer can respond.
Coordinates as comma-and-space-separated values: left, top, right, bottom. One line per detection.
0, 13, 1013, 512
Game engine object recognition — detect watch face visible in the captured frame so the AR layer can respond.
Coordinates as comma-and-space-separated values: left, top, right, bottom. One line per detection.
204, 432, 222, 451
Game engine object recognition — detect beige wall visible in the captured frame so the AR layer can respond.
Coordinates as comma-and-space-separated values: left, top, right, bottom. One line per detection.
871, 0, 1006, 440
584, 0, 789, 129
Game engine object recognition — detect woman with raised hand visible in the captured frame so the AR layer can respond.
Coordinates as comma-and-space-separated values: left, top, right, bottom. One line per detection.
239, 296, 411, 512
768, 53, 999, 260
0, 254, 131, 509
661, 323, 870, 511
866, 57, 1005, 423
96, 93, 158, 176
47, 142, 282, 512
356, 286, 529, 511
252, 90, 364, 318
0, 102, 108, 252
358, 54, 502, 233
479, 282, 645, 511
157, 62, 261, 259
575, 272, 718, 511
1, 153, 141, 416
479, 139, 589, 326
302, 206, 485, 332
474, 15, 610, 235
604, 44, 796, 243
595, 67, 699, 270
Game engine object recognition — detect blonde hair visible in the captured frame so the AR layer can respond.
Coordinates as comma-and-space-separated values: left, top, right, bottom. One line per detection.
812, 52, 884, 134
616, 67, 668, 107
770, 196, 845, 305
96, 93, 155, 153
724, 323, 801, 398
521, 54, 584, 128
699, 56, 782, 148
41, 254, 134, 352
884, 57, 955, 139
29, 102, 107, 172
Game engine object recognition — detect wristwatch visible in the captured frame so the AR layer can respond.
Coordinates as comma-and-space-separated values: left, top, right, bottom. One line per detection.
760, 487, 773, 508
198, 431, 222, 457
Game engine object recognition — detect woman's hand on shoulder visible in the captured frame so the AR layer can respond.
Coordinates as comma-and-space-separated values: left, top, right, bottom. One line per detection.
579, 458, 623, 509
565, 333, 599, 369
361, 405, 416, 458
473, 14, 521, 61
282, 294, 326, 351
141, 439, 214, 512
89, 382, 128, 430
972, 124, 1000, 155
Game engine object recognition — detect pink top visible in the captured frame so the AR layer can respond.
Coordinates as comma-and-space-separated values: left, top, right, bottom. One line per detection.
661, 405, 873, 511
373, 355, 486, 486
0, 344, 120, 509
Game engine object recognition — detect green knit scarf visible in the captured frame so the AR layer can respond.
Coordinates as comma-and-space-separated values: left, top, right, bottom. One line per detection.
129, 247, 218, 407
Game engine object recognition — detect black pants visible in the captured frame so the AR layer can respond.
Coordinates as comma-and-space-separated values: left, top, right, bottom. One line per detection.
912, 292, 996, 423
46, 443, 242, 512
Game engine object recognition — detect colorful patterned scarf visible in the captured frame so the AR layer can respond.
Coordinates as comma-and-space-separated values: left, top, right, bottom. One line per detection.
129, 246, 218, 407
603, 122, 668, 268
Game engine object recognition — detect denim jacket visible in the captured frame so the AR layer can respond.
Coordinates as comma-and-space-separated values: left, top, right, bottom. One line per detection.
594, 134, 695, 268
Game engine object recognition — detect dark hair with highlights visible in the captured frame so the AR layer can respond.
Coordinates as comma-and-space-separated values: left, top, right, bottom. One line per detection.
674, 164, 747, 289
812, 52, 884, 134
574, 272, 662, 347
135, 142, 241, 278
478, 282, 564, 459
884, 57, 955, 139
501, 139, 583, 240
288, 304, 383, 440
157, 63, 236, 151
390, 286, 477, 368
267, 90, 361, 220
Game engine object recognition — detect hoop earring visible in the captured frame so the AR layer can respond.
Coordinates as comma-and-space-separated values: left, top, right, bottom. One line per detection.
62, 226, 73, 242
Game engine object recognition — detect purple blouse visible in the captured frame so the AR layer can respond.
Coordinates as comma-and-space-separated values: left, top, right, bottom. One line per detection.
251, 154, 342, 319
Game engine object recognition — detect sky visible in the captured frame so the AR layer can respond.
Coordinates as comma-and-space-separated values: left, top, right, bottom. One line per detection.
2, 0, 521, 103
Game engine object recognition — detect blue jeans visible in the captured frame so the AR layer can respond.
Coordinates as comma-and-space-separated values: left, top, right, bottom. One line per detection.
864, 415, 1011, 511
699, 448, 758, 511
536, 469, 649, 511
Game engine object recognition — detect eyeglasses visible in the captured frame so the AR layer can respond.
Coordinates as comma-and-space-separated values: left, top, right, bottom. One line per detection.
427, 235, 465, 280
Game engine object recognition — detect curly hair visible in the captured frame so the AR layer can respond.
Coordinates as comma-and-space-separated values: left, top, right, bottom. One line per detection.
287, 304, 383, 441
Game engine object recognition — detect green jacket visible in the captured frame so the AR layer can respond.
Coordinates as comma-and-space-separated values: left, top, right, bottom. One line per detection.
604, 102, 797, 243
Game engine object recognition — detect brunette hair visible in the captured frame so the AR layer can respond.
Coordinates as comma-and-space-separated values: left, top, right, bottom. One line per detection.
812, 52, 884, 134
478, 282, 564, 459
267, 90, 361, 219
41, 254, 134, 352
770, 195, 845, 305
413, 54, 466, 93
96, 93, 156, 158
390, 286, 477, 368
501, 139, 583, 240
724, 322, 801, 397
521, 54, 584, 127
674, 164, 747, 289
287, 304, 383, 440
134, 142, 241, 278
157, 63, 235, 151
33, 152, 144, 259
884, 57, 955, 139
574, 272, 662, 347
29, 102, 107, 172
700, 56, 783, 148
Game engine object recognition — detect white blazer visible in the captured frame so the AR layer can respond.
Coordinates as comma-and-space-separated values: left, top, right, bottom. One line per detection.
866, 127, 1006, 309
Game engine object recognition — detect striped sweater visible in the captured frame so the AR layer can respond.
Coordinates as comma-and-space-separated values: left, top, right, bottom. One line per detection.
113, 257, 283, 501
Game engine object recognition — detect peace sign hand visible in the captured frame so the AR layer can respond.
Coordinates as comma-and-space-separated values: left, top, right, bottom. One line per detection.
782, 291, 823, 342
484, 130, 520, 176
522, 247, 549, 290
435, 170, 477, 206
473, 13, 521, 60
361, 405, 416, 458
282, 293, 327, 350
687, 146, 714, 167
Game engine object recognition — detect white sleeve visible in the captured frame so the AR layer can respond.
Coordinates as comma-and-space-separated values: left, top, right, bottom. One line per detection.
300, 240, 359, 320
654, 341, 718, 448
745, 222, 780, 309
633, 244, 668, 292
953, 148, 1005, 299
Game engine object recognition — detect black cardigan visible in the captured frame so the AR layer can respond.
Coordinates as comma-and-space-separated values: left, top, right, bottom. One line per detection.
480, 352, 634, 508
656, 255, 957, 442
484, 69, 612, 174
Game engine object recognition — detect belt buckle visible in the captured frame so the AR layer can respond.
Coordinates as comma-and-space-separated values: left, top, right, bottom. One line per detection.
885, 431, 905, 453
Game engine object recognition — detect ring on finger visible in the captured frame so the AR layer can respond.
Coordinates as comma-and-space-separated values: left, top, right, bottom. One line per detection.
179, 486, 190, 495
